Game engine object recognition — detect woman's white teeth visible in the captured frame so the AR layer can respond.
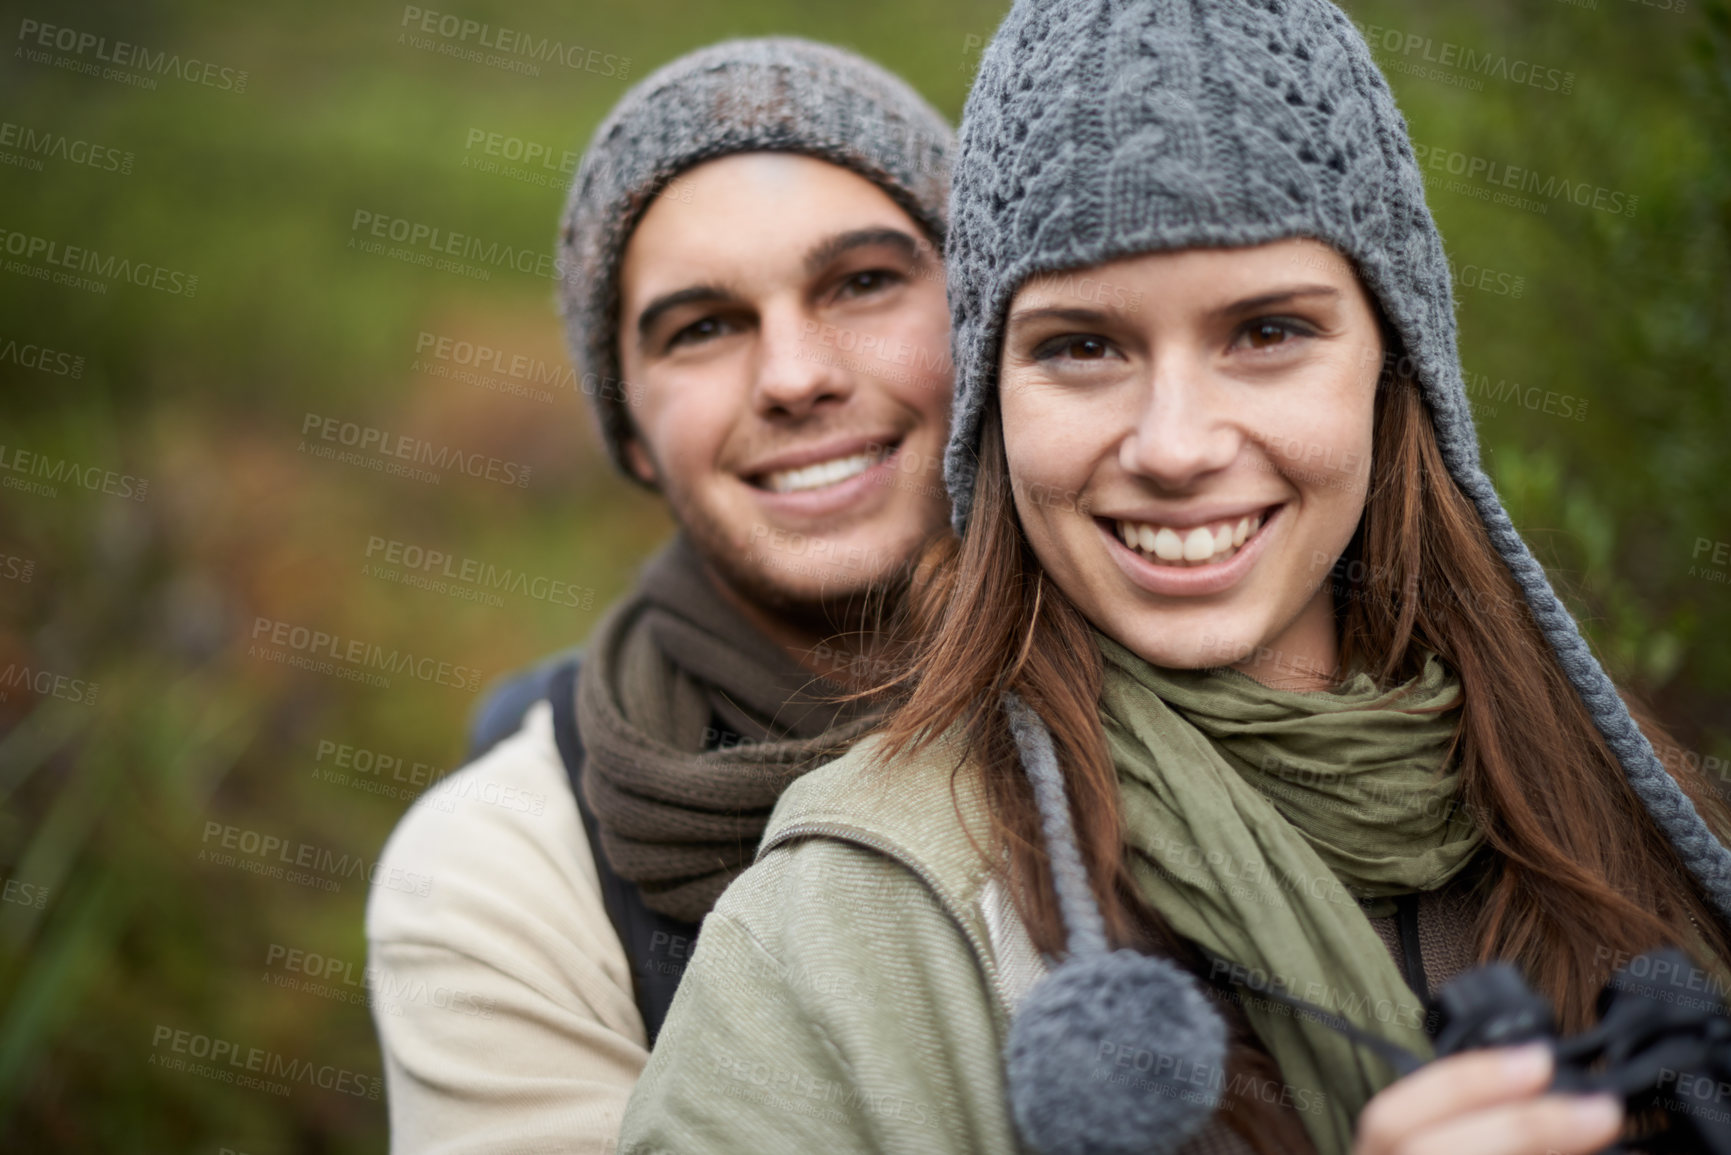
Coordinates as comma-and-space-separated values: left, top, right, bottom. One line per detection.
762, 450, 881, 494
1117, 514, 1264, 567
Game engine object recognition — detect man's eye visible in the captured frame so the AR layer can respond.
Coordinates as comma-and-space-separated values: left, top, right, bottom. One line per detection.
667, 316, 730, 349
836, 269, 899, 299
1035, 335, 1114, 362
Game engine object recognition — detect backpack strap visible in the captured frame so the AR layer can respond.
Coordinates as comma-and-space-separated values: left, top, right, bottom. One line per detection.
467, 653, 579, 761
545, 659, 701, 1047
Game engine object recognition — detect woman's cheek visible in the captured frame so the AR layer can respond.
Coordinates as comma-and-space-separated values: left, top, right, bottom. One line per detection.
1002, 419, 1061, 527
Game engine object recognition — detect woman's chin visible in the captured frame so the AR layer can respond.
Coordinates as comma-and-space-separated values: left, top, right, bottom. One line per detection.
1101, 618, 1267, 672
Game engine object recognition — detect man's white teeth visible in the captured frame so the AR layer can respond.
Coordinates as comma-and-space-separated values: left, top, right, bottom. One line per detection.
762, 450, 881, 494
1117, 513, 1264, 567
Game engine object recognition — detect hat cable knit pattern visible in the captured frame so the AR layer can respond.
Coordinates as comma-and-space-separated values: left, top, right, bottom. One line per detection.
941, 0, 1731, 939
557, 36, 954, 481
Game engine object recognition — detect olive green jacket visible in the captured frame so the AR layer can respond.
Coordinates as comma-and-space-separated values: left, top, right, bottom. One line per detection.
615, 724, 1049, 1153
616, 724, 1484, 1155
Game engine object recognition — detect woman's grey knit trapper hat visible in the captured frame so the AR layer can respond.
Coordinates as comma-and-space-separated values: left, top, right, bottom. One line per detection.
946, 0, 1731, 949
557, 37, 954, 483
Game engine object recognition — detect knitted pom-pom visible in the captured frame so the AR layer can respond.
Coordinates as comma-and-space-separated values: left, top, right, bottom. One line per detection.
1007, 950, 1227, 1155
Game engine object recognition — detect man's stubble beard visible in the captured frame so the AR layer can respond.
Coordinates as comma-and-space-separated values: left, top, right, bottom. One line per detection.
667, 479, 915, 642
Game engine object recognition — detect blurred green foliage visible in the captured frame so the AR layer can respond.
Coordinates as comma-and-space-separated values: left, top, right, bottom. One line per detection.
0, 0, 1727, 1150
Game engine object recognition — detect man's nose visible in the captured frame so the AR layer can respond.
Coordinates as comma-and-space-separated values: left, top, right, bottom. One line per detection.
752, 307, 851, 418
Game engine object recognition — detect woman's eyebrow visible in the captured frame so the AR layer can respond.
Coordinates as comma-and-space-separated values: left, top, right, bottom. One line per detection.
635, 283, 739, 346
1005, 305, 1114, 329
1211, 284, 1341, 318
802, 227, 925, 278
1006, 285, 1342, 332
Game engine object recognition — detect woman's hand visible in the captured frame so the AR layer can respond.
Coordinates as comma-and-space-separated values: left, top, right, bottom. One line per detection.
1353, 1043, 1624, 1155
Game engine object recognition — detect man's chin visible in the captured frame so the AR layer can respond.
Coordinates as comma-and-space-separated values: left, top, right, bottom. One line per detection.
670, 489, 929, 630
721, 555, 911, 632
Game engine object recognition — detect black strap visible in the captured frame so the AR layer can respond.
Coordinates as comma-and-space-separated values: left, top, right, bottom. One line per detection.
1194, 945, 1428, 1078
1395, 893, 1431, 1003
467, 658, 574, 762
546, 659, 701, 1047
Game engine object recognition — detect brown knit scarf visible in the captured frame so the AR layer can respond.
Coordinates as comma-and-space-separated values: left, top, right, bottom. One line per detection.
575, 533, 883, 921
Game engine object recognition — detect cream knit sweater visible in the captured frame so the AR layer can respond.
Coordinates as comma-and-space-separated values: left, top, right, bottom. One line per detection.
365, 702, 646, 1154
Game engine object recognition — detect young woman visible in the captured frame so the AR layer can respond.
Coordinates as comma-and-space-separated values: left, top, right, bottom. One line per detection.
616, 2, 1731, 1153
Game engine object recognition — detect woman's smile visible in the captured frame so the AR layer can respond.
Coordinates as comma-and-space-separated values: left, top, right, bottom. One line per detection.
1104, 505, 1276, 567
1095, 502, 1287, 598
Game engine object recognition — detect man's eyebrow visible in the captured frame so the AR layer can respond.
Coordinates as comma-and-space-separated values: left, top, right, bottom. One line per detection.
633, 229, 929, 345
635, 283, 738, 344
803, 227, 925, 279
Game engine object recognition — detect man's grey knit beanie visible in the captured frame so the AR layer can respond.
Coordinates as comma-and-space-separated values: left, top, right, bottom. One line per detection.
944, 1, 1731, 1149
557, 37, 953, 482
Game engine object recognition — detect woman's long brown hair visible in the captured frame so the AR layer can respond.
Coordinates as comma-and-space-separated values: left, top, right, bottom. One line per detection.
861, 355, 1731, 1152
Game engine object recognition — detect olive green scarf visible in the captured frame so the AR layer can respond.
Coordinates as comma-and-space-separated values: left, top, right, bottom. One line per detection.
1096, 631, 1483, 1155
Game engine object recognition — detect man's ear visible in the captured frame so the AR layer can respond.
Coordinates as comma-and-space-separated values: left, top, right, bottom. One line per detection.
623, 435, 658, 487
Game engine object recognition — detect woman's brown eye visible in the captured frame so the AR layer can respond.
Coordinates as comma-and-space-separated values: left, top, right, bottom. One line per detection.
1031, 333, 1115, 363
1246, 322, 1290, 349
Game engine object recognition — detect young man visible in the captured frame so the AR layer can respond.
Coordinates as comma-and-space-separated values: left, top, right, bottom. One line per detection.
365, 37, 955, 1154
